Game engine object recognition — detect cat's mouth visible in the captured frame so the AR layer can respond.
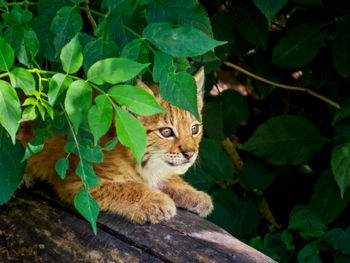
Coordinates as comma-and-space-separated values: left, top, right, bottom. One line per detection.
165, 160, 190, 167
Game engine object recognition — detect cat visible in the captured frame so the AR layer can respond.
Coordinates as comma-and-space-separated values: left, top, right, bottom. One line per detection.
18, 67, 213, 224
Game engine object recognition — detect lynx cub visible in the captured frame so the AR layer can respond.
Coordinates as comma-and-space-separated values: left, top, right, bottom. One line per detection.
19, 67, 213, 224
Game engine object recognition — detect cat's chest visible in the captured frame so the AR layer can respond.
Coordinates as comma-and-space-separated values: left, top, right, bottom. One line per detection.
138, 162, 171, 189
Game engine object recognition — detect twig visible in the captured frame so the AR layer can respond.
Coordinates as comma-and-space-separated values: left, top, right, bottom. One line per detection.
224, 61, 341, 109
221, 137, 243, 181
83, 0, 97, 31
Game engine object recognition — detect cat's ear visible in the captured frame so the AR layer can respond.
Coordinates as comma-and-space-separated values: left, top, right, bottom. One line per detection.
194, 66, 205, 111
136, 77, 156, 97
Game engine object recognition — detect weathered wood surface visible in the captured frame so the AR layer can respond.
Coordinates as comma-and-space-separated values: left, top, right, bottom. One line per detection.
0, 187, 276, 263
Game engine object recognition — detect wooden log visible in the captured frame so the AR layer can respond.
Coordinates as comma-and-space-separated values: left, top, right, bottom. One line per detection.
0, 188, 276, 263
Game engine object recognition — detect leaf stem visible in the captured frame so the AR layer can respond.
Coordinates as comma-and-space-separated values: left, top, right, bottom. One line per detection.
2, 1, 37, 6
224, 61, 341, 109
0, 72, 9, 79
60, 103, 83, 170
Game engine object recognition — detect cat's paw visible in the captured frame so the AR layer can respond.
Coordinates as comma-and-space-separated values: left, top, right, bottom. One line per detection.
171, 189, 213, 217
188, 190, 213, 217
132, 193, 176, 224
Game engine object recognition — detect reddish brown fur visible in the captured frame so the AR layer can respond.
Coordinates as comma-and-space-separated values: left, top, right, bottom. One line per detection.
18, 68, 213, 224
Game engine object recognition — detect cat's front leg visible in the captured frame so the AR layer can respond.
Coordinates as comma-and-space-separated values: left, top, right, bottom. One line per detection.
89, 182, 176, 224
161, 175, 213, 217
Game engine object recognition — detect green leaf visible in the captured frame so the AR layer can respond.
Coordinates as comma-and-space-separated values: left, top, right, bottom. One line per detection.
202, 97, 226, 141
76, 160, 99, 188
309, 170, 350, 225
142, 22, 226, 57
331, 142, 350, 198
41, 99, 54, 120
21, 136, 44, 162
108, 85, 166, 115
159, 0, 212, 35
145, 2, 167, 24
121, 38, 149, 63
74, 187, 100, 235
211, 11, 234, 64
253, 0, 288, 21
249, 236, 280, 261
9, 67, 35, 95
281, 230, 295, 251
193, 138, 234, 182
0, 128, 25, 205
22, 97, 37, 107
87, 58, 149, 85
152, 51, 176, 83
48, 73, 72, 106
114, 106, 146, 165
64, 80, 92, 132
50, 6, 83, 59
288, 206, 326, 239
183, 166, 216, 192
88, 95, 113, 145
160, 72, 200, 120
0, 37, 14, 71
79, 139, 104, 163
4, 25, 39, 67
0, 80, 21, 143
241, 115, 329, 166
325, 227, 350, 255
332, 23, 350, 78
102, 0, 137, 16
203, 90, 249, 141
36, 103, 46, 120
94, 13, 133, 49
60, 34, 83, 74
83, 39, 119, 74
3, 6, 32, 24
272, 23, 329, 68
209, 196, 261, 237
173, 57, 190, 72
239, 158, 276, 191
34, 128, 52, 139
104, 138, 118, 151
206, 202, 234, 234
235, 1, 268, 48
22, 105, 37, 121
333, 104, 350, 125
297, 243, 322, 263
30, 14, 57, 62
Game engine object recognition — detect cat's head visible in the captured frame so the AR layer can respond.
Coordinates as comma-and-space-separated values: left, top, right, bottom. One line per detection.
137, 68, 205, 175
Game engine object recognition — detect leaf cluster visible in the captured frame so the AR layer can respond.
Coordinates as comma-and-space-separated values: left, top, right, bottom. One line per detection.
0, 0, 223, 234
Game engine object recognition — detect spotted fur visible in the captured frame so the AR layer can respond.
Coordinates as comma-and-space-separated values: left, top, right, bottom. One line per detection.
18, 68, 213, 224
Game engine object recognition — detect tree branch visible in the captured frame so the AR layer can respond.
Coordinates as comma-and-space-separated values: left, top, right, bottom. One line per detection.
83, 0, 97, 31
224, 61, 341, 109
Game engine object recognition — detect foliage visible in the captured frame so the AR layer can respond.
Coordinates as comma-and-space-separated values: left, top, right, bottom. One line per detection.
187, 0, 350, 262
1, 0, 350, 262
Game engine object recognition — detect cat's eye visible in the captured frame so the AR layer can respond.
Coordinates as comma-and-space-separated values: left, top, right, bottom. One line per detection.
191, 124, 200, 135
159, 127, 174, 138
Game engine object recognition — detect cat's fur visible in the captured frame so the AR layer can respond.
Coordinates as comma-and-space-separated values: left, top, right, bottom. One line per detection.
18, 68, 213, 224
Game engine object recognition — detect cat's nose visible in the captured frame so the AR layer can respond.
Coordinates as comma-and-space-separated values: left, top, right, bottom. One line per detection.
181, 149, 195, 160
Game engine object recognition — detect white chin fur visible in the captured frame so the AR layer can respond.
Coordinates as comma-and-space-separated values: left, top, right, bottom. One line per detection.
139, 153, 196, 189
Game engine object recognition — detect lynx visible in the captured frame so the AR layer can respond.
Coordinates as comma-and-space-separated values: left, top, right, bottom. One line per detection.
18, 67, 213, 224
